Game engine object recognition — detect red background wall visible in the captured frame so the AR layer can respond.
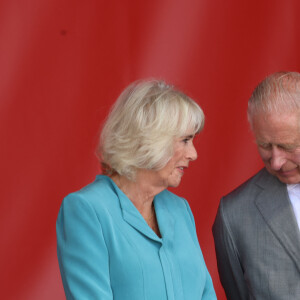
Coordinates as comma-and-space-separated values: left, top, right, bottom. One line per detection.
1, 1, 300, 299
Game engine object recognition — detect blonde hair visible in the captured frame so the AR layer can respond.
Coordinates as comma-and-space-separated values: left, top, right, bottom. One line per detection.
96, 79, 205, 180
248, 71, 300, 126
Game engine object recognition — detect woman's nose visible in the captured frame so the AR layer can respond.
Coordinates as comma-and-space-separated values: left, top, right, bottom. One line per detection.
187, 142, 197, 161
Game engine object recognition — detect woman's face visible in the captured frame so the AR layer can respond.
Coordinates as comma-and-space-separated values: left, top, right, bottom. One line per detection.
156, 133, 197, 188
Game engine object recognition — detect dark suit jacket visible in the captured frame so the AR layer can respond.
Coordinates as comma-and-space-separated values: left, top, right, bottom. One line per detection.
213, 168, 300, 300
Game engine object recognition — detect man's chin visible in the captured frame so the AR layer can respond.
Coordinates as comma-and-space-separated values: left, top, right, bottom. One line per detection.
274, 173, 300, 184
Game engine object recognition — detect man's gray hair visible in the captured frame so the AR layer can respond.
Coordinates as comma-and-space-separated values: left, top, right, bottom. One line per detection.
247, 71, 300, 126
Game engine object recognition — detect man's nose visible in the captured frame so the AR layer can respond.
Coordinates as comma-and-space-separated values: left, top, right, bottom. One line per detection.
270, 147, 287, 170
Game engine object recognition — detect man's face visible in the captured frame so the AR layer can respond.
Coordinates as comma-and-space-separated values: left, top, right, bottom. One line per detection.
252, 110, 300, 184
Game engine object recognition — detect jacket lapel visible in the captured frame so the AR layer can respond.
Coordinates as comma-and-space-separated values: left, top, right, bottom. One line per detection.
119, 192, 162, 242
119, 189, 176, 243
108, 178, 162, 242
254, 170, 300, 273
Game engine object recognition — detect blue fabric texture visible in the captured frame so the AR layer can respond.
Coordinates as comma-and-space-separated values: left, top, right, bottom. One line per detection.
57, 175, 216, 300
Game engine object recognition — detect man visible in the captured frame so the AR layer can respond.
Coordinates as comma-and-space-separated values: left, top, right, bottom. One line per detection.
213, 72, 300, 299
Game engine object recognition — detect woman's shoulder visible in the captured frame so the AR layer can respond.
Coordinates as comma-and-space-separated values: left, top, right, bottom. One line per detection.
62, 175, 119, 211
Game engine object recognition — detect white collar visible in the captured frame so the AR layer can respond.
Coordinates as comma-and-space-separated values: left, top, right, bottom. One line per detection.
287, 183, 300, 194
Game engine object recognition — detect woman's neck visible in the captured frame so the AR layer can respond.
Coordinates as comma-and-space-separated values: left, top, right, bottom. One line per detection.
111, 172, 159, 210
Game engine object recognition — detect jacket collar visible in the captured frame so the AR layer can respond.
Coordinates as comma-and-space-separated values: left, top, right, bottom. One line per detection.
107, 176, 175, 244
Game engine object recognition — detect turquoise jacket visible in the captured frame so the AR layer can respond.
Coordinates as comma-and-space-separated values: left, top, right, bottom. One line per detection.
56, 175, 216, 299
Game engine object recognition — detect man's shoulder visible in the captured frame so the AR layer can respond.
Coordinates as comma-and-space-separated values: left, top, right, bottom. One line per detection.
214, 169, 272, 234
221, 168, 270, 208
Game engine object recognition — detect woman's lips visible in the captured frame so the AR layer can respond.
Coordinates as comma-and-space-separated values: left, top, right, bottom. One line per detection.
177, 166, 187, 174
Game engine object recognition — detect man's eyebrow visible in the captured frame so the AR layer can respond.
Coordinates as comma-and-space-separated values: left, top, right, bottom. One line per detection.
277, 143, 297, 149
256, 140, 298, 149
256, 141, 269, 145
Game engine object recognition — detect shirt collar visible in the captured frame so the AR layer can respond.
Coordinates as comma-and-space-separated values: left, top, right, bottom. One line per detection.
287, 183, 300, 194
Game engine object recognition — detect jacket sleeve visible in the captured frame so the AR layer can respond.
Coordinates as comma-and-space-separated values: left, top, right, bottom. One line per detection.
212, 198, 248, 300
56, 193, 113, 300
184, 200, 217, 300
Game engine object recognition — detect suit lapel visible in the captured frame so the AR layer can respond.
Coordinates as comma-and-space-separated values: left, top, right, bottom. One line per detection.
254, 170, 300, 273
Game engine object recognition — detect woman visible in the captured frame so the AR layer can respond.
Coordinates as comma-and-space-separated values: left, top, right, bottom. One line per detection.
56, 80, 216, 300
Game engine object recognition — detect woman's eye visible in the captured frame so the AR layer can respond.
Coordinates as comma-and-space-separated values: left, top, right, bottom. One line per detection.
182, 138, 189, 144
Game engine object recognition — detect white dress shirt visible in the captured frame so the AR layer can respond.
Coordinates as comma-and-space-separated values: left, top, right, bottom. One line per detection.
287, 183, 300, 231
